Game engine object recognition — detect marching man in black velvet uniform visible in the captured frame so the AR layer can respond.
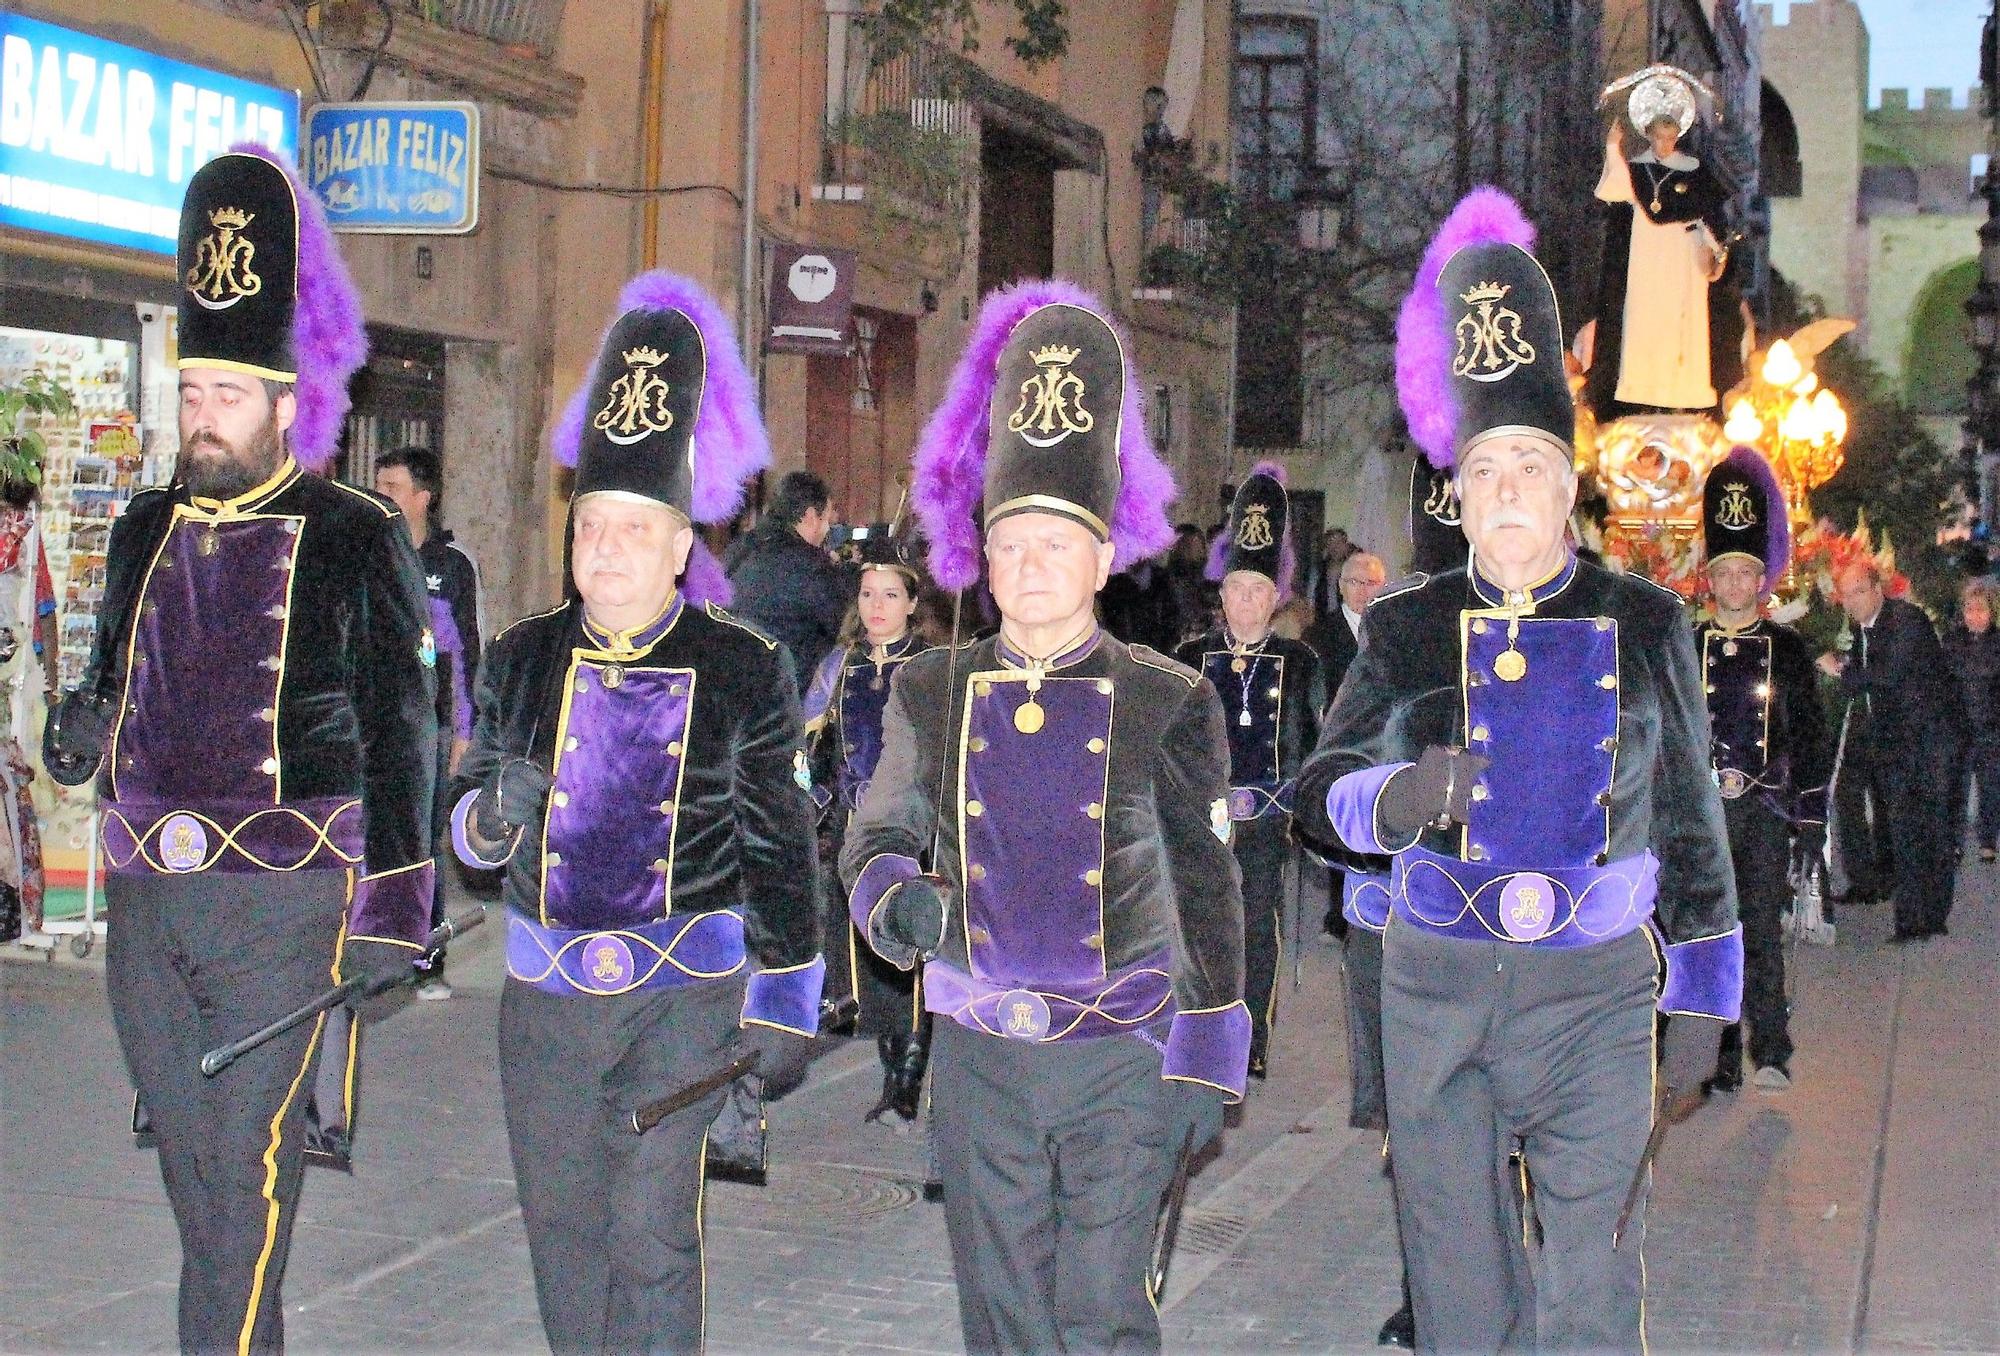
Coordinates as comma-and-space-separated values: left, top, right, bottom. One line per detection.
842, 280, 1249, 1353
1696, 447, 1829, 1092
1177, 461, 1323, 1078
801, 524, 938, 1120
451, 272, 823, 1353
1296, 188, 1740, 1352
42, 147, 439, 1354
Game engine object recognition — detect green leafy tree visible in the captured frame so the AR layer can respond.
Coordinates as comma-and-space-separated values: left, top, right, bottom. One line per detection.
0, 371, 74, 499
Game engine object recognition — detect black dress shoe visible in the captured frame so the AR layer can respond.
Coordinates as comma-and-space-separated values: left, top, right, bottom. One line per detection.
1247, 1054, 1268, 1081
1378, 1302, 1415, 1348
1704, 1065, 1743, 1094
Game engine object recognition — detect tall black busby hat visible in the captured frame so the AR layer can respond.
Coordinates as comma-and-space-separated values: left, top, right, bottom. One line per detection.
570, 308, 706, 515
1409, 454, 1469, 574
857, 522, 922, 583
1701, 445, 1791, 595
1436, 242, 1573, 458
177, 152, 300, 383
1207, 460, 1295, 598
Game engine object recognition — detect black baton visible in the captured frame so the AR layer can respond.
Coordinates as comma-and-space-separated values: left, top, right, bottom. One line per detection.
630, 1052, 760, 1135
199, 906, 488, 1077
1147, 1122, 1199, 1297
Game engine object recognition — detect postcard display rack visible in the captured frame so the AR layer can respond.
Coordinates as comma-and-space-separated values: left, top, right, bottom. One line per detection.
1, 322, 172, 956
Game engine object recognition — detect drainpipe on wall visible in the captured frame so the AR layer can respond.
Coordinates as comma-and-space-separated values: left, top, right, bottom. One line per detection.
741, 0, 762, 361
641, 0, 668, 269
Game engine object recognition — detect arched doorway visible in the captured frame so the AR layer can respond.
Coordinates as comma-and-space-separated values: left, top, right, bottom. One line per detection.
1905, 258, 1978, 417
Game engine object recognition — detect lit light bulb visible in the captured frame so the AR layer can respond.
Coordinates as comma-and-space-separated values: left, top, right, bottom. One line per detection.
1791, 372, 1818, 397
1723, 399, 1762, 444
1813, 389, 1847, 444
1762, 339, 1803, 388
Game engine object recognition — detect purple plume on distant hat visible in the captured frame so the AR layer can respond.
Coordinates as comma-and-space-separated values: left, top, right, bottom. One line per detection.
222, 142, 368, 472
1395, 188, 1537, 472
912, 279, 1176, 590
551, 271, 769, 527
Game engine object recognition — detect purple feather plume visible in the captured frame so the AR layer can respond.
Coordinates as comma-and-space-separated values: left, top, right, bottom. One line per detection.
680, 537, 734, 608
1395, 188, 1537, 471
229, 142, 367, 471
1718, 445, 1791, 592
912, 279, 1177, 590
1203, 459, 1297, 601
551, 271, 770, 525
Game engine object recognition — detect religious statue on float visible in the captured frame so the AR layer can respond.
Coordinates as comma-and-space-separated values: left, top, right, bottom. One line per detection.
1586, 65, 1731, 418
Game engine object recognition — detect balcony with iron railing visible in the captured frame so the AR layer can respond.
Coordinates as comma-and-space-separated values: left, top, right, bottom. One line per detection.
320, 0, 581, 118
816, 6, 975, 222
389, 0, 566, 58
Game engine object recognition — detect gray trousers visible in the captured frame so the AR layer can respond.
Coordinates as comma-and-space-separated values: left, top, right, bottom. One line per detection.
1382, 924, 1658, 1354
931, 1020, 1183, 1354
499, 975, 742, 1355
106, 869, 349, 1356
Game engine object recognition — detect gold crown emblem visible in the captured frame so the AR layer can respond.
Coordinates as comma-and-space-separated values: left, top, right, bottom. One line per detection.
621, 345, 666, 366
1459, 280, 1510, 306
1029, 344, 1080, 366
208, 206, 253, 230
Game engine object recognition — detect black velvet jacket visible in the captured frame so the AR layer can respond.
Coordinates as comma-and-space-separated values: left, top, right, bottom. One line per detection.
453, 598, 820, 974
83, 462, 437, 907
1175, 632, 1324, 803
1296, 559, 1737, 955
1694, 617, 1830, 824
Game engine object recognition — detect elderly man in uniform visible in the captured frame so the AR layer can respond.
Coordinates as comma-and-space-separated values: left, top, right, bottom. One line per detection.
1178, 462, 1323, 1078
842, 281, 1249, 1353
1696, 448, 1829, 1091
451, 272, 824, 1352
42, 147, 438, 1354
1296, 189, 1739, 1352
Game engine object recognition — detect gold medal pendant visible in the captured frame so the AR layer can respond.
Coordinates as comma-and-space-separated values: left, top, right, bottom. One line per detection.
1014, 700, 1045, 735
1723, 640, 1739, 657
198, 529, 220, 558
1231, 656, 1247, 674
601, 664, 625, 689
1494, 648, 1527, 683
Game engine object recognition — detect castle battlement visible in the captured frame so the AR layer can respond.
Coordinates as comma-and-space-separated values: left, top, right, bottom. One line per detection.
1874, 87, 1981, 115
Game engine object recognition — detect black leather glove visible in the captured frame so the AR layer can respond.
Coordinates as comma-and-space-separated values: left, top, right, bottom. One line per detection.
1172, 1077, 1228, 1155
341, 937, 423, 989
872, 875, 948, 968
745, 1022, 815, 1099
1377, 745, 1491, 843
471, 758, 553, 840
42, 689, 114, 788
1657, 1014, 1723, 1122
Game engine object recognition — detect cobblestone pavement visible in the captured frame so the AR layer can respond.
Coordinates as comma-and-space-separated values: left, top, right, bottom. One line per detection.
2, 861, 1993, 1354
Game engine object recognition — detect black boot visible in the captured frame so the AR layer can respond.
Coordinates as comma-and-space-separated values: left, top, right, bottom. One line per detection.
1705, 1021, 1744, 1094
865, 1028, 929, 1123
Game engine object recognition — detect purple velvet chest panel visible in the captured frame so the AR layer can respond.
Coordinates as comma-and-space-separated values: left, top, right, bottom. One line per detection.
539, 657, 694, 930
958, 668, 1114, 986
1199, 648, 1286, 791
1703, 629, 1774, 783
836, 653, 909, 805
1460, 612, 1619, 868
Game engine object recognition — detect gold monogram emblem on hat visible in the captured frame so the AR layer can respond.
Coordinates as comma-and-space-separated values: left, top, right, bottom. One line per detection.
1451, 281, 1536, 385
1424, 475, 1462, 526
186, 207, 263, 311
1007, 344, 1094, 449
1715, 483, 1759, 530
1235, 503, 1275, 550
593, 346, 676, 447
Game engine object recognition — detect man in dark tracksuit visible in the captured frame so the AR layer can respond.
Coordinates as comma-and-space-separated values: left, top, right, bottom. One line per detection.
843, 283, 1249, 1353
1695, 448, 1829, 1091
1177, 462, 1322, 1078
43, 148, 438, 1354
451, 272, 823, 1353
375, 444, 484, 997
1296, 192, 1739, 1352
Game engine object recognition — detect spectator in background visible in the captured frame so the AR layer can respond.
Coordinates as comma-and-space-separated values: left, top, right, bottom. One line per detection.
1165, 521, 1216, 644
376, 445, 482, 1002
1944, 576, 2000, 863
723, 470, 847, 688
1820, 561, 1959, 939
1099, 551, 1183, 652
1309, 526, 1358, 616
1304, 551, 1388, 700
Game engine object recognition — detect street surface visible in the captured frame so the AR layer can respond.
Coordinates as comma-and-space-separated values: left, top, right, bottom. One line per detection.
2, 864, 1994, 1353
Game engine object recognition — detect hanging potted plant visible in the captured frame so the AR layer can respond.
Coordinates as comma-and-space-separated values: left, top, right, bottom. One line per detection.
0, 371, 73, 508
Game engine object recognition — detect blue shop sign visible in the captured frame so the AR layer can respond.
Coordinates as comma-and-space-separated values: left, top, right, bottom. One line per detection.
0, 14, 298, 255
304, 102, 479, 234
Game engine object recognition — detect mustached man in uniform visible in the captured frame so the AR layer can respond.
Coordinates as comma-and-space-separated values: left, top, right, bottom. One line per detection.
841, 281, 1249, 1352
1695, 447, 1828, 1093
450, 273, 824, 1352
802, 524, 939, 1121
1176, 461, 1323, 1080
41, 147, 439, 1354
1296, 189, 1740, 1352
